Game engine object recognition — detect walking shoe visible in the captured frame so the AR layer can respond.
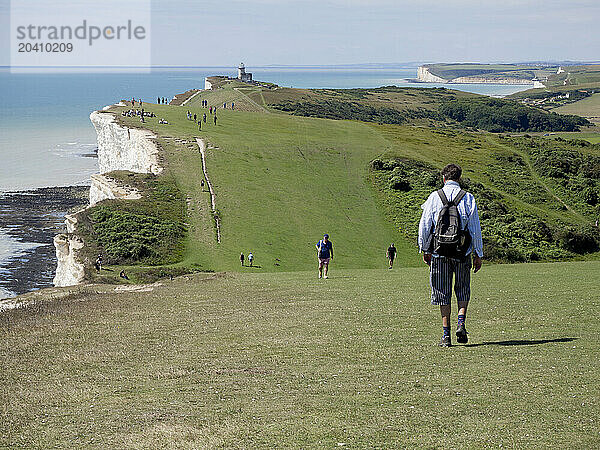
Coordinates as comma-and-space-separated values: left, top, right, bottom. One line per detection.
439, 335, 451, 347
324, 275, 328, 279
456, 323, 468, 344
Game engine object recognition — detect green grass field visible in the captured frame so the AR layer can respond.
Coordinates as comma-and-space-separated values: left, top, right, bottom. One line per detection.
1, 262, 599, 447
108, 102, 421, 275
553, 92, 600, 118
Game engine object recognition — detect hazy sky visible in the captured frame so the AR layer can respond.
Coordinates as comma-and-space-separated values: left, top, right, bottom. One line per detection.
1, 0, 599, 66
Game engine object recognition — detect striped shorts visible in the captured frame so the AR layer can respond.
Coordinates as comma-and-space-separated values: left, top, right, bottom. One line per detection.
429, 256, 472, 306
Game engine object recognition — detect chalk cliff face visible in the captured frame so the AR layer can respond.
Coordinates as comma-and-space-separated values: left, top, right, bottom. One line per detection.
53, 234, 85, 287
89, 174, 141, 206
54, 107, 161, 287
417, 66, 448, 83
90, 110, 163, 176
449, 76, 533, 85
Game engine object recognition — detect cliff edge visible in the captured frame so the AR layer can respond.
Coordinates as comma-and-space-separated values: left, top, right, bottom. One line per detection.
53, 106, 162, 287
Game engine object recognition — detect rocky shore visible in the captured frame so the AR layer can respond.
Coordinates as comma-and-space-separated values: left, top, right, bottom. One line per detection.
0, 186, 89, 297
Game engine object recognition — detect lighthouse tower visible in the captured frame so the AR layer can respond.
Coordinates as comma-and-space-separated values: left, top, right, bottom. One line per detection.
237, 63, 253, 82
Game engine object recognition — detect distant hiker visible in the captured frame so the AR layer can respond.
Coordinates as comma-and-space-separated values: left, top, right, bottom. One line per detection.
203, 113, 207, 123
387, 243, 397, 269
120, 270, 129, 280
214, 115, 217, 125
201, 179, 205, 189
95, 254, 103, 273
231, 102, 234, 110
240, 252, 245, 266
418, 163, 483, 347
157, 96, 160, 104
194, 113, 197, 121
198, 120, 202, 131
223, 102, 227, 108
209, 106, 212, 114
316, 234, 333, 279
248, 252, 254, 267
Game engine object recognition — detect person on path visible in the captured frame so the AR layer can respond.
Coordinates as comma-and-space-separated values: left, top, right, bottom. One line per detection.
231, 102, 235, 110
386, 243, 397, 269
240, 252, 245, 266
214, 115, 217, 125
201, 179, 205, 189
95, 254, 103, 273
316, 234, 333, 279
198, 120, 202, 131
203, 113, 207, 123
248, 252, 254, 267
194, 113, 197, 121
418, 163, 483, 347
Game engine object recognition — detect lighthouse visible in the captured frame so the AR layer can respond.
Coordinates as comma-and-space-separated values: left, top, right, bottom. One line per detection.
237, 63, 253, 82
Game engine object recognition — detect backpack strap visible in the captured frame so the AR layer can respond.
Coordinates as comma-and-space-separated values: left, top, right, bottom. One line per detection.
437, 189, 449, 206
453, 189, 467, 206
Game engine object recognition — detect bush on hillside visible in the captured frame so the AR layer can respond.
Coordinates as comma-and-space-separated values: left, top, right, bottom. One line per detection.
89, 207, 186, 263
438, 98, 590, 132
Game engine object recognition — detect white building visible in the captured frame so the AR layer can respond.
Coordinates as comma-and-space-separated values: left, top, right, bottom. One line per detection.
237, 63, 252, 82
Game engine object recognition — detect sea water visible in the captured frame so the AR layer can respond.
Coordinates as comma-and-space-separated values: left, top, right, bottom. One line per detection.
0, 66, 530, 297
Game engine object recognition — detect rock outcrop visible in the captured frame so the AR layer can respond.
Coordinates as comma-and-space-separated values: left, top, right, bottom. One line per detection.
89, 174, 141, 206
53, 234, 85, 287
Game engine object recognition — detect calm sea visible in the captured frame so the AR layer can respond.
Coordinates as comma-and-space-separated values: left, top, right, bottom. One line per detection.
0, 66, 530, 297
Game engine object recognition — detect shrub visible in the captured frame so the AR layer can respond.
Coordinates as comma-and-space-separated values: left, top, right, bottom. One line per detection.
389, 177, 411, 191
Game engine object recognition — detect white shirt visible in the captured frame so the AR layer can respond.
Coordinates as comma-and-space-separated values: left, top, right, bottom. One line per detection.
418, 180, 483, 257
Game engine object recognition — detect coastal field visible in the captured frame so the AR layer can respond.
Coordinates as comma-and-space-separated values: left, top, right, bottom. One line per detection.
1, 262, 598, 448
81, 86, 600, 284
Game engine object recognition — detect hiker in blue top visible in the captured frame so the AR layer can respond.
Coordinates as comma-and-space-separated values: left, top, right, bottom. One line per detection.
418, 163, 483, 347
316, 234, 333, 279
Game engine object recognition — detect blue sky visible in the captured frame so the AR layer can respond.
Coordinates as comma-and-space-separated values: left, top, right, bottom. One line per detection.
1, 0, 599, 66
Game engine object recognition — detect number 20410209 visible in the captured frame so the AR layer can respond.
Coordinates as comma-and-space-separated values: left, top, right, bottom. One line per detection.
18, 42, 73, 52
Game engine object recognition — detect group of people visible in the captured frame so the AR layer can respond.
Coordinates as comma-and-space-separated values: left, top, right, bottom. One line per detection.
121, 109, 155, 119
187, 109, 217, 130
157, 97, 169, 105
239, 252, 254, 267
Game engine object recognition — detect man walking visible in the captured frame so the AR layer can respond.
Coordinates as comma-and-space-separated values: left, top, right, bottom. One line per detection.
386, 243, 396, 269
316, 234, 333, 279
418, 163, 483, 347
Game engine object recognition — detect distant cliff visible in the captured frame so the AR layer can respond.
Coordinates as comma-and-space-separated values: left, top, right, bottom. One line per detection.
53, 106, 161, 287
417, 66, 448, 83
417, 65, 535, 85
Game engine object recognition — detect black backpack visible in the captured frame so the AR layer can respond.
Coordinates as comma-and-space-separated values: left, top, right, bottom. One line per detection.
431, 189, 472, 258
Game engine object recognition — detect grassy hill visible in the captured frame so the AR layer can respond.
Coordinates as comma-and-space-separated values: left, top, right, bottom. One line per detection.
68, 80, 600, 283
1, 262, 599, 447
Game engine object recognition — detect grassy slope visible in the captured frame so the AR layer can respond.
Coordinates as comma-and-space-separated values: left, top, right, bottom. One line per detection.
112, 102, 419, 273
553, 92, 600, 117
1, 262, 599, 447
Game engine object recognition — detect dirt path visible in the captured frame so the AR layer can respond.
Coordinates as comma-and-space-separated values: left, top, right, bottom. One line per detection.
233, 88, 271, 113
196, 138, 221, 243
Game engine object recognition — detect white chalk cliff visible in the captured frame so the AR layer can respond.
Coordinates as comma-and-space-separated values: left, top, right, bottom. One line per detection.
417, 66, 448, 83
53, 106, 161, 287
90, 110, 163, 176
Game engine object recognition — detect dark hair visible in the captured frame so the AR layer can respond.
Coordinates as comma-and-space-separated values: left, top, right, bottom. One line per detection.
441, 163, 462, 181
